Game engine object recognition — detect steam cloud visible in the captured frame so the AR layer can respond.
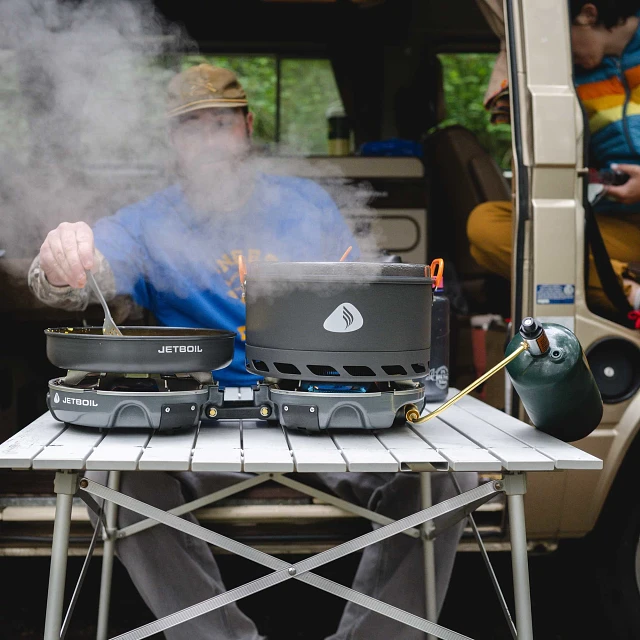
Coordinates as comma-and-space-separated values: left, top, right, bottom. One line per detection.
0, 0, 382, 302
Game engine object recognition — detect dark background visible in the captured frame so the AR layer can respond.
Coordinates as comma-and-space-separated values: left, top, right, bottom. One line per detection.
0, 537, 605, 639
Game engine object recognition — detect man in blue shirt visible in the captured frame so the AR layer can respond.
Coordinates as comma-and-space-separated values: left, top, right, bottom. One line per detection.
30, 64, 476, 640
31, 64, 359, 386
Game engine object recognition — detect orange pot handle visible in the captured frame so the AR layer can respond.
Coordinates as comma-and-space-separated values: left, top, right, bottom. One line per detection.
430, 258, 444, 290
238, 255, 247, 287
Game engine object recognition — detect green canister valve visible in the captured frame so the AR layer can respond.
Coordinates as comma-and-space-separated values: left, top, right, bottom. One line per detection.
519, 317, 550, 356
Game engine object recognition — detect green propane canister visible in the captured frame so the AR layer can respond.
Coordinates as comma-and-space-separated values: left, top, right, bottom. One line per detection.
505, 317, 603, 442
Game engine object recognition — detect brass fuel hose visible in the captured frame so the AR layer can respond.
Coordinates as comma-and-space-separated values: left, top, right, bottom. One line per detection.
406, 341, 530, 424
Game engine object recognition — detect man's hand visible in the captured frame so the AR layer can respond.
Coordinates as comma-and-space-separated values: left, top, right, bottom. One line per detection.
604, 163, 640, 204
40, 221, 95, 288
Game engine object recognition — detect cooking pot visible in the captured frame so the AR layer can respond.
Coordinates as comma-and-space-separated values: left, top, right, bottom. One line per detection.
245, 261, 433, 382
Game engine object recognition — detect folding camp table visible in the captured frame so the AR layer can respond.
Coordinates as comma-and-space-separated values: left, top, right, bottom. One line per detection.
0, 389, 602, 640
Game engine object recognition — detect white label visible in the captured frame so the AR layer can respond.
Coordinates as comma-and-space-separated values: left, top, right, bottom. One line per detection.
536, 284, 575, 305
62, 397, 98, 407
323, 303, 364, 333
158, 345, 204, 354
427, 365, 449, 390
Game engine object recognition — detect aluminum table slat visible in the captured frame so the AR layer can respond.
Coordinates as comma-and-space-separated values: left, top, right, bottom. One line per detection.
409, 417, 504, 472
138, 428, 198, 471
375, 427, 448, 471
374, 425, 436, 449
425, 404, 557, 471
242, 421, 294, 472
86, 432, 151, 471
33, 428, 105, 470
191, 424, 242, 472
285, 430, 347, 472
455, 394, 604, 469
331, 432, 399, 472
0, 413, 67, 469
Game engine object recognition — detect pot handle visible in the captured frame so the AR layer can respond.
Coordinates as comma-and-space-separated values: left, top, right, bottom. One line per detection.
238, 255, 247, 300
430, 258, 444, 290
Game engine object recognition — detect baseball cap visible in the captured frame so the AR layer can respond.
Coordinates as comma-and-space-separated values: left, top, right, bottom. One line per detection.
166, 64, 248, 118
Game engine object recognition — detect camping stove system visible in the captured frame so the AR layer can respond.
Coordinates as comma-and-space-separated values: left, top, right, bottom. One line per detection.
45, 262, 435, 432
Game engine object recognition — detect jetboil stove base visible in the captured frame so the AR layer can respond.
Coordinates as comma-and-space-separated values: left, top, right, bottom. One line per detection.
48, 372, 213, 431
48, 373, 426, 432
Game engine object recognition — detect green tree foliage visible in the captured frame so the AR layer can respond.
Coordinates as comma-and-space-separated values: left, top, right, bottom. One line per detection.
1, 52, 509, 163
280, 58, 343, 155
438, 53, 512, 170
183, 53, 510, 164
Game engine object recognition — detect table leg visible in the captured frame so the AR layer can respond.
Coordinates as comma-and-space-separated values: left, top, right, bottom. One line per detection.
505, 473, 534, 640
420, 472, 437, 640
97, 470, 121, 640
44, 471, 78, 640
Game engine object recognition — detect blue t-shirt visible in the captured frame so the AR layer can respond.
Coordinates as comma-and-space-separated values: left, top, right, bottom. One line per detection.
93, 172, 360, 386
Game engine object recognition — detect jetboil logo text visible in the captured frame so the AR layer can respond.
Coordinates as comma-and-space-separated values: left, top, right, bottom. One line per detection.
158, 345, 203, 354
323, 303, 364, 333
53, 393, 98, 407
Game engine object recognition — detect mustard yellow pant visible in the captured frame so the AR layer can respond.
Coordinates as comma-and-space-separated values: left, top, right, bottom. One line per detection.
467, 201, 640, 313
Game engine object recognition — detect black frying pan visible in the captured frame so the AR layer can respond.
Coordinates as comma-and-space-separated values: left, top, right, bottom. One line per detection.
45, 327, 236, 373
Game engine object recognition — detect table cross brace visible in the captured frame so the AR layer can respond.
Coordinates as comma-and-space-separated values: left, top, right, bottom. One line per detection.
81, 478, 499, 640
116, 472, 423, 541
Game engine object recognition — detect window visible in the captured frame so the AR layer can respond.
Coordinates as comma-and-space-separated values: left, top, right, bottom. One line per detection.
280, 58, 343, 155
0, 51, 345, 171
181, 54, 344, 155
437, 53, 512, 171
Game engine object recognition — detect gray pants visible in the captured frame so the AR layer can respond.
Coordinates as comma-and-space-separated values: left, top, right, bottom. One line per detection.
86, 470, 478, 640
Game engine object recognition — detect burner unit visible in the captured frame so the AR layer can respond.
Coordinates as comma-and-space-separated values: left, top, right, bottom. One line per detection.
48, 372, 213, 431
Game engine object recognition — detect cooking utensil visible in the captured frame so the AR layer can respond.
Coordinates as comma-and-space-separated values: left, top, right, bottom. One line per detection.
245, 261, 434, 382
86, 270, 123, 336
45, 326, 236, 373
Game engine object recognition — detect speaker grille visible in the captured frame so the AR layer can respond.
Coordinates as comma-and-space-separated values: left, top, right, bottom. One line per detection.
586, 338, 640, 404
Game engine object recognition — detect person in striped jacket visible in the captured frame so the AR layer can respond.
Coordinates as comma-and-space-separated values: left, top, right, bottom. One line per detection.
468, 0, 640, 315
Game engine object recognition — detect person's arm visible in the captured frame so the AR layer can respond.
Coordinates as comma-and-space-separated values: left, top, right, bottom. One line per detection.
29, 204, 148, 312
28, 219, 117, 310
28, 247, 116, 311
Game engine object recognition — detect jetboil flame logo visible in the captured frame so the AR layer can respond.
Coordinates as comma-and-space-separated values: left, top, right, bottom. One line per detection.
323, 303, 364, 333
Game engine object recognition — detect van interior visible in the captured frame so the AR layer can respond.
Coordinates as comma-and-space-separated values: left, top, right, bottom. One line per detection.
0, 0, 541, 549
